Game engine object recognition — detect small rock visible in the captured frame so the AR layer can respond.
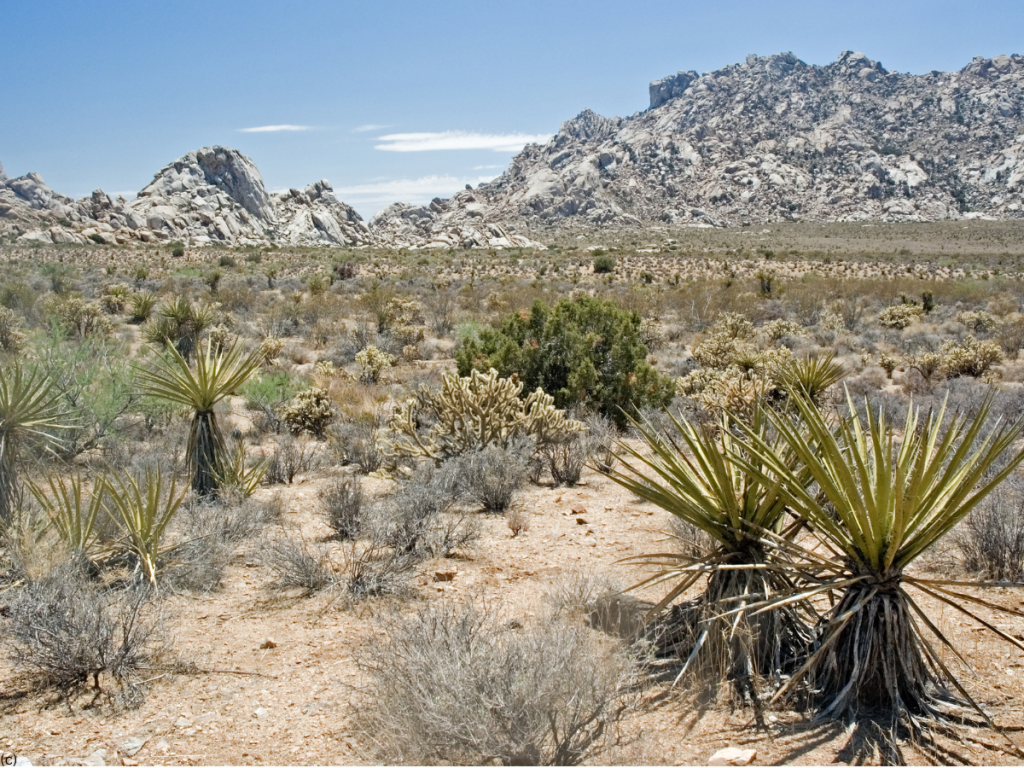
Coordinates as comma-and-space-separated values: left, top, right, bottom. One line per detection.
174, 716, 192, 728
259, 638, 277, 649
118, 738, 146, 757
14, 758, 34, 767
570, 508, 586, 515
434, 569, 457, 582
254, 707, 269, 720
122, 760, 138, 766
153, 740, 170, 754
575, 517, 588, 525
708, 747, 757, 766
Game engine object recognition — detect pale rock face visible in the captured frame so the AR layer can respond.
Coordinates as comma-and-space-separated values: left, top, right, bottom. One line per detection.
368, 50, 1023, 231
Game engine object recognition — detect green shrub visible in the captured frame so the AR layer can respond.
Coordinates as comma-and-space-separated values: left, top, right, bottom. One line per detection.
456, 295, 673, 425
592, 254, 616, 274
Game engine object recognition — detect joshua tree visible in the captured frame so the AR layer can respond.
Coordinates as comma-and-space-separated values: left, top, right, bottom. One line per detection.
137, 337, 263, 497
0, 363, 72, 525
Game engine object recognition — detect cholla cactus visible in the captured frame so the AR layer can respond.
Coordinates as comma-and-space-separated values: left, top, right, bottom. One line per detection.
382, 368, 584, 462
99, 283, 132, 314
760, 318, 805, 342
259, 335, 284, 365
906, 352, 943, 383
0, 308, 26, 355
356, 345, 394, 383
956, 310, 999, 334
281, 387, 335, 438
878, 353, 900, 378
207, 324, 234, 353
940, 336, 1003, 378
877, 304, 923, 329
47, 295, 111, 339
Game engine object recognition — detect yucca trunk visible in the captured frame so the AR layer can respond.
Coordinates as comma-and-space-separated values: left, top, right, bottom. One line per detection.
188, 409, 224, 497
653, 544, 811, 704
0, 433, 15, 526
813, 579, 939, 722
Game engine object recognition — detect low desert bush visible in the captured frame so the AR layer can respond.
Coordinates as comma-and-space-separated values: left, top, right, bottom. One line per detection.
0, 307, 27, 354
265, 434, 320, 484
953, 481, 1024, 582
2, 567, 168, 708
877, 303, 923, 329
320, 474, 363, 539
453, 444, 528, 512
329, 420, 384, 474
367, 463, 478, 558
354, 601, 645, 766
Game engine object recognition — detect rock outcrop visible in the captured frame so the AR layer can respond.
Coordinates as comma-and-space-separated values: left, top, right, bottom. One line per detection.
370, 50, 1024, 230
1, 146, 377, 248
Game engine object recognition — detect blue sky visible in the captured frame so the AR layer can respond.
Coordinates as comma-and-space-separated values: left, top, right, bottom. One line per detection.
2, 0, 1022, 218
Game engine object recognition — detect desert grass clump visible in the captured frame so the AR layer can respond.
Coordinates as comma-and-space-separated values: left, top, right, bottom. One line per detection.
354, 601, 645, 766
0, 362, 72, 525
744, 391, 1024, 741
137, 337, 263, 496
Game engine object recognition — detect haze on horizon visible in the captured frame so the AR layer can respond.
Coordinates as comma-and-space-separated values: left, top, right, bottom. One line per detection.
2, 0, 1022, 219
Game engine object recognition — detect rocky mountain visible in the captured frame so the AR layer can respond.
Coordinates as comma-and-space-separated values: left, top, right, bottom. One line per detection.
372, 51, 1024, 230
5, 51, 1023, 248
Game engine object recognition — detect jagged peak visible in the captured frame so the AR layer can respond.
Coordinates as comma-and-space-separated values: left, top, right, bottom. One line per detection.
0, 161, 6, 183
558, 109, 620, 142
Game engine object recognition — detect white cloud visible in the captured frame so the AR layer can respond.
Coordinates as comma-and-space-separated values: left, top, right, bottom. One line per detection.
375, 131, 551, 152
352, 124, 390, 133
331, 174, 498, 214
238, 124, 311, 133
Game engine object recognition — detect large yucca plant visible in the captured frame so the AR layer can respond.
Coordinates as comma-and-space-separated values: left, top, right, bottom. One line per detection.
137, 337, 263, 496
104, 468, 185, 585
776, 352, 845, 406
604, 408, 816, 702
743, 391, 1024, 735
0, 363, 73, 525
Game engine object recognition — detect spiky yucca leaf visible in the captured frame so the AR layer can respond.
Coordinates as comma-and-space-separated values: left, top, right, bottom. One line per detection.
603, 408, 816, 699
213, 438, 268, 498
28, 472, 108, 563
137, 337, 263, 496
104, 468, 185, 585
0, 363, 74, 525
742, 390, 1024, 730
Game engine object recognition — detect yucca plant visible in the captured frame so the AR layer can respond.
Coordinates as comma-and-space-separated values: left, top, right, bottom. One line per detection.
775, 352, 845, 406
604, 407, 817, 702
104, 468, 185, 585
137, 337, 263, 496
0, 363, 73, 525
742, 391, 1024, 735
213, 438, 268, 498
28, 472, 108, 567
127, 290, 158, 324
147, 296, 217, 360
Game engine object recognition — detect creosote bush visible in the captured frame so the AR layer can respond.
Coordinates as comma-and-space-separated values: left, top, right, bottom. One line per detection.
456, 295, 674, 426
